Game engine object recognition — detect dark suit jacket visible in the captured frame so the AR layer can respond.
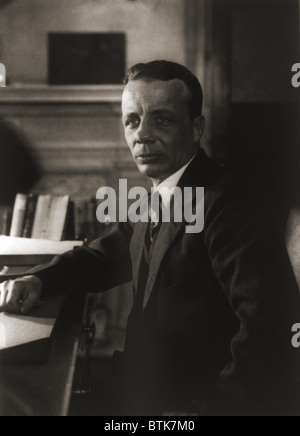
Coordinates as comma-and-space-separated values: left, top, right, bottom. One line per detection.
31, 150, 300, 416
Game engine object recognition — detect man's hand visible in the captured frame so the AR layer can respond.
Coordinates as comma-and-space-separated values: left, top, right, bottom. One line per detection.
0, 276, 42, 315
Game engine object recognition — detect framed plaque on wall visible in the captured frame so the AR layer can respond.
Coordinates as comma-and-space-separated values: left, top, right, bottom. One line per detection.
48, 32, 126, 85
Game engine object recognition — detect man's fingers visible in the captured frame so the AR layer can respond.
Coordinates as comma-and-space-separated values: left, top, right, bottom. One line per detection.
0, 281, 22, 313
20, 287, 40, 314
0, 282, 9, 309
0, 277, 42, 315
18, 276, 42, 314
6, 282, 23, 313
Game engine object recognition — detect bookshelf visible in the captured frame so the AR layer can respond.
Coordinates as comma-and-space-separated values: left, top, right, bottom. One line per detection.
0, 190, 85, 278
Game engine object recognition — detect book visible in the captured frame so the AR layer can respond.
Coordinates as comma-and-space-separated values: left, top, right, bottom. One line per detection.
0, 237, 84, 277
0, 206, 12, 236
31, 195, 70, 241
74, 202, 87, 241
46, 195, 70, 241
86, 198, 97, 242
31, 195, 53, 240
0, 236, 83, 255
22, 194, 38, 238
0, 265, 39, 276
9, 194, 28, 237
74, 199, 103, 242
63, 200, 75, 241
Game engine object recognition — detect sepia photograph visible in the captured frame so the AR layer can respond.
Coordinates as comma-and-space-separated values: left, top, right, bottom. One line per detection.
0, 0, 299, 418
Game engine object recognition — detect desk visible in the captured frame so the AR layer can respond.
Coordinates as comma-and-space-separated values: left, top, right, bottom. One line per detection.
0, 293, 85, 416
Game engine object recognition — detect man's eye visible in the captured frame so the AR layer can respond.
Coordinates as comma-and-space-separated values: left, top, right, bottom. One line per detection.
126, 119, 140, 128
155, 117, 172, 126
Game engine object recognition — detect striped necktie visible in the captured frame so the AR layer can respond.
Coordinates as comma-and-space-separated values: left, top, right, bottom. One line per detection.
145, 193, 162, 252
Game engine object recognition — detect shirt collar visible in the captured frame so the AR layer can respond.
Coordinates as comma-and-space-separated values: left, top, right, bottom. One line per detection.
151, 155, 196, 211
153, 154, 195, 189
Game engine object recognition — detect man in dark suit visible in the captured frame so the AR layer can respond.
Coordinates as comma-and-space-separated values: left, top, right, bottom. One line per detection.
0, 61, 299, 416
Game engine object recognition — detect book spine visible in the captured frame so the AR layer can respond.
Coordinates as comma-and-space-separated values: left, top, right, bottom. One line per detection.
46, 195, 70, 241
86, 198, 97, 242
31, 195, 52, 240
74, 202, 86, 241
0, 207, 12, 236
41, 196, 54, 239
63, 201, 75, 241
9, 194, 28, 237
22, 194, 38, 238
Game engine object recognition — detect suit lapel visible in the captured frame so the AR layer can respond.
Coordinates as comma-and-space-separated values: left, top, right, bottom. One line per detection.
143, 220, 184, 309
130, 220, 148, 295
131, 210, 185, 309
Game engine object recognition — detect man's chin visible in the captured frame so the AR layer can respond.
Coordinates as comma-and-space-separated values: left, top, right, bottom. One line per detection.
136, 163, 168, 180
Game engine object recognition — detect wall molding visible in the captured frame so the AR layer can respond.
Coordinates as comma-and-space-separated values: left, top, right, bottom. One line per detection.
33, 142, 134, 174
0, 85, 124, 104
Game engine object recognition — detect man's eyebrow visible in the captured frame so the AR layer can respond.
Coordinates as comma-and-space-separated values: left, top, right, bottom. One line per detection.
151, 109, 177, 116
122, 112, 139, 119
122, 109, 177, 119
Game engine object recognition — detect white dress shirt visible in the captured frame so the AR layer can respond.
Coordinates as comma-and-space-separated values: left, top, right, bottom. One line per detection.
150, 155, 196, 222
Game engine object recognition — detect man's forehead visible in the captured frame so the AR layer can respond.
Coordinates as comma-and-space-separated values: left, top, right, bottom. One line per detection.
122, 79, 190, 109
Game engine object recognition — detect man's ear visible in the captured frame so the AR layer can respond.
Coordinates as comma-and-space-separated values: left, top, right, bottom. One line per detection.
193, 116, 205, 144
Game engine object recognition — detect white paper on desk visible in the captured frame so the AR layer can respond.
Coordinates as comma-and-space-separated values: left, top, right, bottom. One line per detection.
0, 313, 55, 350
0, 236, 83, 255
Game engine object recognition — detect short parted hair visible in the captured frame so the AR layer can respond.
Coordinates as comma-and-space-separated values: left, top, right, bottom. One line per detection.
123, 60, 203, 120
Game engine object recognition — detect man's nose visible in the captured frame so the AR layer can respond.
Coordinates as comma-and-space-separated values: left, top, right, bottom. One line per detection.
136, 118, 155, 145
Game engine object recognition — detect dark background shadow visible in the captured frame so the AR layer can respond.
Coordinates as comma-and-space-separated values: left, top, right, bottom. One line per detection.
0, 120, 40, 207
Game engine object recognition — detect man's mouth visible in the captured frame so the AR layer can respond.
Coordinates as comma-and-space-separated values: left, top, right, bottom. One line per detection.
136, 154, 163, 163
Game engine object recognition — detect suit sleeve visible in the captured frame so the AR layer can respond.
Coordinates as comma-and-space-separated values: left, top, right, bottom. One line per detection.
30, 222, 133, 297
204, 178, 300, 414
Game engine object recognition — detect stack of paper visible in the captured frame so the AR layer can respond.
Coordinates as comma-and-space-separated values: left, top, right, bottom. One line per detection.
0, 296, 64, 363
0, 312, 55, 350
